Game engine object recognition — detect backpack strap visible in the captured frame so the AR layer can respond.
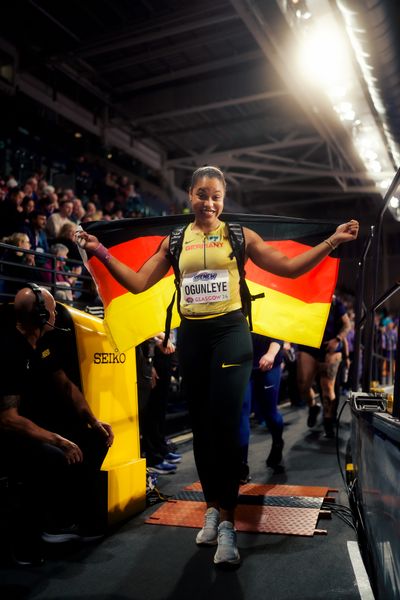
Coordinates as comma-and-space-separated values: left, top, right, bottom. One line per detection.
227, 222, 265, 330
164, 225, 186, 347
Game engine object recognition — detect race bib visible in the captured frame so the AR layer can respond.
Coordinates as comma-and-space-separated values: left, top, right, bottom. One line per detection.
182, 270, 230, 304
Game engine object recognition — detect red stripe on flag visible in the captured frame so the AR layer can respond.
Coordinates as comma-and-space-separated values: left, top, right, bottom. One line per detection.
88, 236, 170, 307
246, 240, 339, 304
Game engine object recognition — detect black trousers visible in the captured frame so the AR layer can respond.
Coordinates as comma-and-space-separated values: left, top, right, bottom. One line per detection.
141, 351, 174, 466
2, 426, 109, 541
178, 310, 253, 510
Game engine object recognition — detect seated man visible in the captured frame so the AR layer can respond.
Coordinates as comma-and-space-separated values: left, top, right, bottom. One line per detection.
0, 284, 114, 566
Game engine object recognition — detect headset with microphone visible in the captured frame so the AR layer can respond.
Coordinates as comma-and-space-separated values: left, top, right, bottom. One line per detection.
25, 282, 71, 332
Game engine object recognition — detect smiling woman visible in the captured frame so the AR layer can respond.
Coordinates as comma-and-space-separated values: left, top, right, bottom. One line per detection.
75, 164, 359, 569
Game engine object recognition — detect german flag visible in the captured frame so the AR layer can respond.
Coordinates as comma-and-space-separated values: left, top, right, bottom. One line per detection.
82, 214, 340, 352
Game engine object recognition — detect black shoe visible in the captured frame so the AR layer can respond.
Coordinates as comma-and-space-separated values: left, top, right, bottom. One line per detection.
239, 462, 251, 485
42, 524, 81, 544
42, 524, 104, 544
307, 404, 321, 428
323, 418, 335, 439
266, 440, 284, 468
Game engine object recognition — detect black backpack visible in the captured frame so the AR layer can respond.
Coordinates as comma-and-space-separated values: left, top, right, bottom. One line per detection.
163, 222, 264, 346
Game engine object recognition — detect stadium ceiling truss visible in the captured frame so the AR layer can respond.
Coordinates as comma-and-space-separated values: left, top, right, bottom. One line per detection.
2, 0, 400, 218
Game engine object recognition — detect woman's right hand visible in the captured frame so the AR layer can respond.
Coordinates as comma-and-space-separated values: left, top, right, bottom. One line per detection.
331, 220, 359, 246
74, 230, 100, 255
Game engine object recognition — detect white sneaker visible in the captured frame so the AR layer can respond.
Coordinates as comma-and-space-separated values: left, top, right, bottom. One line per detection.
213, 521, 241, 566
196, 507, 219, 546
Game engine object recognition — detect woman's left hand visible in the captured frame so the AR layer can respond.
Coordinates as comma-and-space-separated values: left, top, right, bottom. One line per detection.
332, 220, 359, 246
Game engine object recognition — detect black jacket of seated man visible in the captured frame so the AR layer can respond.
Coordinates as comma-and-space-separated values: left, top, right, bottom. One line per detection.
0, 287, 114, 560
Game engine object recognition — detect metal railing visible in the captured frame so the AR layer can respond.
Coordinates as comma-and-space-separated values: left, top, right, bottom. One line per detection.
0, 241, 97, 310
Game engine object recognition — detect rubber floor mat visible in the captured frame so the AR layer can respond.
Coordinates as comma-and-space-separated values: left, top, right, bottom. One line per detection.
145, 483, 335, 536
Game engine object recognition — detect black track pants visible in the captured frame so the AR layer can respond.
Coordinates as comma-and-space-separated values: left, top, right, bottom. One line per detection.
178, 310, 253, 510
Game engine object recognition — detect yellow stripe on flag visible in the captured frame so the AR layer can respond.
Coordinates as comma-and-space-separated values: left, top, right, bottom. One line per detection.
103, 276, 179, 352
248, 281, 331, 348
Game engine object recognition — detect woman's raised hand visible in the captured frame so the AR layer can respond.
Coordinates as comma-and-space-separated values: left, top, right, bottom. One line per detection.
332, 220, 359, 246
74, 229, 101, 254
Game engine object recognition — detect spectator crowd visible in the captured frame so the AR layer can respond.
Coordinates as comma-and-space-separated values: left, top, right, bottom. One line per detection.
0, 156, 179, 305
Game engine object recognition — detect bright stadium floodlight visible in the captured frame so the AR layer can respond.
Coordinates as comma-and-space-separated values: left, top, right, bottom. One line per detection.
297, 22, 351, 87
278, 0, 400, 219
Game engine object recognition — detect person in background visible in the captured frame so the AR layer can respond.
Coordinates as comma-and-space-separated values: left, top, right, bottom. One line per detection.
239, 335, 285, 483
24, 177, 40, 203
136, 339, 157, 454
20, 196, 36, 225
45, 199, 75, 240
281, 342, 301, 406
381, 317, 398, 384
76, 165, 359, 568
143, 331, 182, 474
71, 198, 86, 225
37, 192, 59, 220
297, 295, 351, 438
0, 232, 38, 299
22, 210, 49, 270
84, 200, 103, 222
55, 222, 81, 261
42, 243, 81, 304
251, 335, 285, 470
0, 187, 25, 238
342, 310, 355, 392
